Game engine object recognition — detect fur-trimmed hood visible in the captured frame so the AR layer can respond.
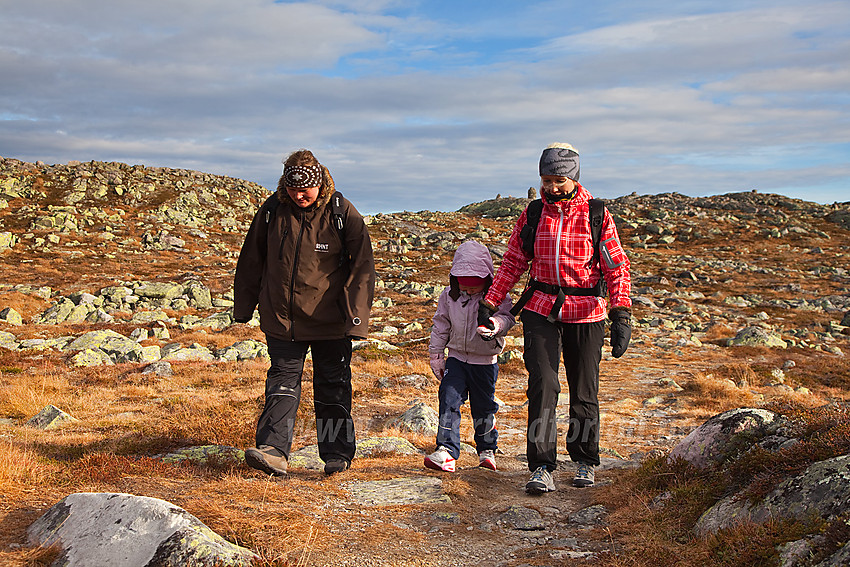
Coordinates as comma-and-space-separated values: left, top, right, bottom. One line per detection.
275, 164, 336, 209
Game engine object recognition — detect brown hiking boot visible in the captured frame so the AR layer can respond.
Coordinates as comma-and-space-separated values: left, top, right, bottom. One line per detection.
245, 445, 288, 476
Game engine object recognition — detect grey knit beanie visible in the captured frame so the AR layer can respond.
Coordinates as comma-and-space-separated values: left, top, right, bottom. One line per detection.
539, 143, 580, 181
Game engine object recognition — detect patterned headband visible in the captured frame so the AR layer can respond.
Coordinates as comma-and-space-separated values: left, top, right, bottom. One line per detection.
283, 165, 322, 188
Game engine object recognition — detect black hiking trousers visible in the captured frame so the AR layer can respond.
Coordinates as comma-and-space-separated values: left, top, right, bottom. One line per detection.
256, 335, 355, 464
521, 310, 604, 471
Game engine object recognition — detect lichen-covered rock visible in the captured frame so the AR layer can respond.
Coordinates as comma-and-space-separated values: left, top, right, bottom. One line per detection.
0, 330, 18, 350
354, 436, 420, 458
669, 408, 782, 469
161, 343, 215, 362
159, 445, 244, 467
695, 454, 850, 536
65, 329, 143, 363
70, 348, 114, 367
134, 282, 184, 300
728, 326, 787, 348
0, 306, 23, 325
27, 492, 257, 566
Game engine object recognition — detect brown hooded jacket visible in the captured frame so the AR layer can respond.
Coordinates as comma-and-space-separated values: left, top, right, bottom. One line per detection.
233, 167, 375, 341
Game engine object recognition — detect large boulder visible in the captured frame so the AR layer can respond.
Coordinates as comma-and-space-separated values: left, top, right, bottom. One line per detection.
669, 408, 783, 469
28, 492, 257, 566
695, 454, 850, 536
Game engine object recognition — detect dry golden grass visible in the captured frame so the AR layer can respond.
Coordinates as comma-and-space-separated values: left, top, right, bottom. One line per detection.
682, 370, 762, 410
0, 438, 61, 494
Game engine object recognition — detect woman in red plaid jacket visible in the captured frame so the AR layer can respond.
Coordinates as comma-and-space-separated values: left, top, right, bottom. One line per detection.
478, 142, 632, 493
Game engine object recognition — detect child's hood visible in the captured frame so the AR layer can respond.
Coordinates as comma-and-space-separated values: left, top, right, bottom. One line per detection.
450, 240, 494, 278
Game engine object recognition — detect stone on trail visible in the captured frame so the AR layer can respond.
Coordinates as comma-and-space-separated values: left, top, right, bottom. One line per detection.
344, 476, 451, 506
27, 492, 257, 567
499, 505, 545, 530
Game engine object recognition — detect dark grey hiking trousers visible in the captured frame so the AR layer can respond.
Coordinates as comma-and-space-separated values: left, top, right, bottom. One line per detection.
521, 310, 604, 471
255, 336, 355, 464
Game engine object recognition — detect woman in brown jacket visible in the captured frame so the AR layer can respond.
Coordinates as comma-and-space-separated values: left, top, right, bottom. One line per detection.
234, 149, 375, 475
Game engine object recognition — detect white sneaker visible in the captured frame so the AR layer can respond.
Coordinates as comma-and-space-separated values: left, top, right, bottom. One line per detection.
478, 449, 497, 471
424, 446, 456, 472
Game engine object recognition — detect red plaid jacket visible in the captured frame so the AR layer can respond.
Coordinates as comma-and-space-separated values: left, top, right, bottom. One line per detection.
484, 184, 631, 323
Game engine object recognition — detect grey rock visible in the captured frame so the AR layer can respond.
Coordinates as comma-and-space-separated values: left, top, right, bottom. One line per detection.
27, 492, 257, 566
0, 231, 17, 249
142, 361, 173, 377
343, 476, 451, 506
217, 340, 268, 361
499, 505, 545, 530
568, 504, 608, 526
695, 454, 850, 536
669, 408, 782, 469
26, 404, 77, 429
185, 281, 213, 310
387, 401, 439, 435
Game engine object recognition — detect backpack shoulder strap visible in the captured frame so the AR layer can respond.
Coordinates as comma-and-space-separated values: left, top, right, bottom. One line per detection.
520, 199, 544, 257
589, 198, 604, 257
330, 191, 349, 266
263, 192, 280, 224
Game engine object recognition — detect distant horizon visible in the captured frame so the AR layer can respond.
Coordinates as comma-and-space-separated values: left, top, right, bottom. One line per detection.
2, 1, 848, 215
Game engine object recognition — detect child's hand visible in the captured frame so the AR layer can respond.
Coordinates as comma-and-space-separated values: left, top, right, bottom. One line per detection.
476, 317, 501, 341
429, 353, 445, 380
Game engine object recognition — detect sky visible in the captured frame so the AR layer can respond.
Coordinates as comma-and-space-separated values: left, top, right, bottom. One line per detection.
1, 0, 848, 215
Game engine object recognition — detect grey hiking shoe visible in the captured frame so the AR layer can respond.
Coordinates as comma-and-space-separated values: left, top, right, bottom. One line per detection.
573, 462, 595, 488
525, 466, 556, 493
245, 445, 288, 476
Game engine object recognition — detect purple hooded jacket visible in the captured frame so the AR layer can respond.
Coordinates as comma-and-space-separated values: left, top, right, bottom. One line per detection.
429, 241, 515, 365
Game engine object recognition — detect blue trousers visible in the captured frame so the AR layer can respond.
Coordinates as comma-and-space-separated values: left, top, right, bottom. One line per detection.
436, 357, 499, 460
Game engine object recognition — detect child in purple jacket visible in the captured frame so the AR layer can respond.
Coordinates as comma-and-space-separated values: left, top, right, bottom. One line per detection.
426, 240, 514, 472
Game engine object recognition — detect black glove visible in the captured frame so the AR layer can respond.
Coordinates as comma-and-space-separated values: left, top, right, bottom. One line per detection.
477, 301, 496, 330
609, 308, 631, 358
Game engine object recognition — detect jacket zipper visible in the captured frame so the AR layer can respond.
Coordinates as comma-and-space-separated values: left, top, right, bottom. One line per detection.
288, 209, 305, 336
